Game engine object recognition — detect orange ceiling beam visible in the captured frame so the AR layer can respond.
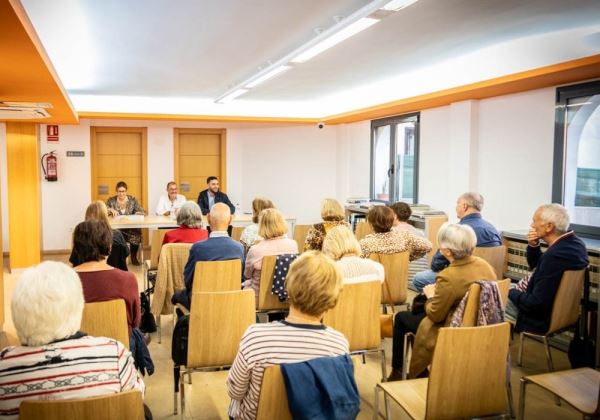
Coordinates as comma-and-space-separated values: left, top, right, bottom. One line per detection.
77, 112, 319, 125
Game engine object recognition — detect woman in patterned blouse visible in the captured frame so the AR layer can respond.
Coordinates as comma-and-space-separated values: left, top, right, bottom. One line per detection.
359, 206, 432, 260
303, 198, 349, 251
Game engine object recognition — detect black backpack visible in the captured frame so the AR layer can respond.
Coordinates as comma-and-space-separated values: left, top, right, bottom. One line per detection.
172, 314, 189, 366
139, 290, 157, 334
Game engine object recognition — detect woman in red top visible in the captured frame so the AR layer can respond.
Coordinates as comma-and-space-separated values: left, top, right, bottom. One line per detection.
162, 201, 209, 245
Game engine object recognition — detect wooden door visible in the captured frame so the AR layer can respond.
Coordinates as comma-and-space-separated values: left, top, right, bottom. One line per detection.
90, 127, 148, 210
174, 128, 227, 201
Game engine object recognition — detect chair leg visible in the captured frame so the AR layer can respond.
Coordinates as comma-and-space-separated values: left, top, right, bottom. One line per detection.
506, 377, 515, 418
379, 349, 387, 382
517, 333, 524, 366
188, 372, 192, 385
157, 314, 162, 344
373, 386, 380, 420
180, 369, 186, 415
402, 333, 414, 380
518, 378, 527, 420
542, 337, 561, 406
173, 365, 180, 415
362, 353, 366, 364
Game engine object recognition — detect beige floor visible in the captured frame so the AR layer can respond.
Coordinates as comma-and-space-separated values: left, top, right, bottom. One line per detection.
2, 255, 583, 419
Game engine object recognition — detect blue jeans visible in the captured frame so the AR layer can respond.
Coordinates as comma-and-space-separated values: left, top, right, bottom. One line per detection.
411, 269, 437, 292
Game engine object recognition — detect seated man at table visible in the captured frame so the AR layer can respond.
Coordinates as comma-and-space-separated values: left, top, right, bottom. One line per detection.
155, 181, 186, 216
171, 203, 244, 310
197, 176, 235, 216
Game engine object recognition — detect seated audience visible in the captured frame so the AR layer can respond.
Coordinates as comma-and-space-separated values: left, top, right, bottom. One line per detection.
360, 206, 432, 260
227, 251, 349, 419
389, 202, 422, 236
162, 201, 208, 245
388, 223, 496, 381
69, 200, 130, 271
507, 204, 589, 333
0, 261, 144, 419
242, 208, 298, 306
173, 203, 244, 310
304, 198, 350, 251
155, 181, 186, 216
106, 181, 146, 265
240, 197, 275, 253
322, 225, 384, 284
412, 192, 502, 292
71, 219, 140, 335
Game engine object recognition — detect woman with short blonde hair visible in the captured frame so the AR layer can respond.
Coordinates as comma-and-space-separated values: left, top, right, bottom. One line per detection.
304, 198, 350, 251
240, 197, 275, 252
258, 208, 288, 239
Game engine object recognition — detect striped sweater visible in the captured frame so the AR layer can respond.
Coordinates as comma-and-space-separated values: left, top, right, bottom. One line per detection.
227, 320, 349, 420
0, 336, 144, 419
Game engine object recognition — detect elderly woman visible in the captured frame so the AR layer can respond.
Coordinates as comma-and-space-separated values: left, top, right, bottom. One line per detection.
387, 223, 496, 381
389, 202, 422, 236
228, 251, 349, 419
0, 261, 144, 418
69, 200, 130, 271
322, 225, 384, 284
242, 208, 298, 306
360, 206, 432, 260
162, 201, 208, 245
106, 181, 145, 265
304, 198, 350, 251
240, 197, 275, 252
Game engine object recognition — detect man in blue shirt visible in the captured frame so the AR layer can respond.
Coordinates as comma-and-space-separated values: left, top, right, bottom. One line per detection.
411, 192, 502, 292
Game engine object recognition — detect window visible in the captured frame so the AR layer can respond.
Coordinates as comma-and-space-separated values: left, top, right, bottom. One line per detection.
370, 113, 419, 203
552, 80, 600, 238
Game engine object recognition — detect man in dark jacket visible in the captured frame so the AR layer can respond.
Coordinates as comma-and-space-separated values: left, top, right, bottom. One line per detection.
508, 204, 588, 334
197, 176, 235, 216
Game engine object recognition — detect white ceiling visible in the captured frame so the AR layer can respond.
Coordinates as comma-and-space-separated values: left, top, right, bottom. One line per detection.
21, 0, 600, 118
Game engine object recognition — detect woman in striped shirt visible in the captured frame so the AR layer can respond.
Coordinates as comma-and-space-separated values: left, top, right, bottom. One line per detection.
227, 252, 349, 420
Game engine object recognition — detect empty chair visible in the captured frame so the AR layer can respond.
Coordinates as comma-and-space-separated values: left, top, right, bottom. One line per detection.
473, 245, 507, 279
231, 226, 244, 242
369, 251, 410, 309
80, 299, 130, 348
292, 224, 311, 253
354, 221, 373, 241
143, 228, 175, 289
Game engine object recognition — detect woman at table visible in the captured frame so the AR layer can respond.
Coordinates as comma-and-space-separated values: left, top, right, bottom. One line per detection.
106, 181, 145, 265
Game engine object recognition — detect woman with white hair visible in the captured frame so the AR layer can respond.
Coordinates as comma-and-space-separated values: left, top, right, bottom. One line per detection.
0, 261, 145, 419
162, 200, 208, 244
387, 223, 496, 381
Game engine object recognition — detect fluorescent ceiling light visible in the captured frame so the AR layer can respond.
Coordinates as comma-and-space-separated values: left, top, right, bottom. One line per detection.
381, 0, 418, 11
290, 17, 380, 63
216, 88, 249, 104
245, 65, 291, 88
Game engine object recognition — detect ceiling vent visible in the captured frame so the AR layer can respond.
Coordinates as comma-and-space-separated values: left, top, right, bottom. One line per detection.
0, 101, 52, 119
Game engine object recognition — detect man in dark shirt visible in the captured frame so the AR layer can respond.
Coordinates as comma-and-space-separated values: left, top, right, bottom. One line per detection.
197, 176, 235, 216
507, 204, 588, 333
412, 192, 502, 291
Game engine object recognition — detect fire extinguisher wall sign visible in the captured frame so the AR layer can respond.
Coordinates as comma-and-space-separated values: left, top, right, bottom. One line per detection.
41, 151, 58, 182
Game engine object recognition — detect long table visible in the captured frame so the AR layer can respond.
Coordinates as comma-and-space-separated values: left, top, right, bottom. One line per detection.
109, 214, 296, 230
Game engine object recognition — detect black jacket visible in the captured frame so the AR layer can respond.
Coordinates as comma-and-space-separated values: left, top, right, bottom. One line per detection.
197, 189, 235, 215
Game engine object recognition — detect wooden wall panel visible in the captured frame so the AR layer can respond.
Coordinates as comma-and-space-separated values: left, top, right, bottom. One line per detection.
0, 153, 3, 329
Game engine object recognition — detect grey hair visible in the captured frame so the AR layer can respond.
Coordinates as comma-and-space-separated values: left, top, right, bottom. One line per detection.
459, 192, 484, 211
437, 223, 477, 260
12, 261, 84, 346
538, 204, 570, 234
177, 201, 203, 228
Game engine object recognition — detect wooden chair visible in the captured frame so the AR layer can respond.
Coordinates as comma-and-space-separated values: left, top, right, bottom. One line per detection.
369, 252, 410, 309
293, 224, 312, 253
257, 255, 289, 313
175, 290, 255, 415
519, 368, 600, 419
256, 365, 292, 420
374, 323, 511, 420
80, 299, 130, 348
20, 390, 144, 420
354, 221, 373, 241
473, 245, 507, 280
323, 281, 386, 380
142, 228, 175, 289
231, 226, 244, 242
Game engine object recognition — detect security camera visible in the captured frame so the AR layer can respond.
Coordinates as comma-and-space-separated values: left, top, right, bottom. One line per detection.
318, 122, 325, 129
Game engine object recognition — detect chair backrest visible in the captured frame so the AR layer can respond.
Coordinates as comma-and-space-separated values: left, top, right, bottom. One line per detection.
425, 323, 510, 419
293, 224, 312, 253
158, 242, 193, 291
322, 281, 381, 351
20, 390, 144, 420
547, 269, 586, 334
187, 290, 255, 368
473, 246, 506, 280
256, 365, 292, 420
149, 228, 175, 269
460, 280, 510, 327
80, 299, 130, 348
496, 279, 510, 310
368, 252, 409, 305
191, 259, 241, 293
257, 255, 289, 311
354, 221, 373, 241
231, 226, 244, 242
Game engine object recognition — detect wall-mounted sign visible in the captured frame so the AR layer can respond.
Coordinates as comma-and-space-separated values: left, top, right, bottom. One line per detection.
180, 182, 190, 192
98, 185, 109, 195
47, 125, 59, 142
66, 151, 85, 157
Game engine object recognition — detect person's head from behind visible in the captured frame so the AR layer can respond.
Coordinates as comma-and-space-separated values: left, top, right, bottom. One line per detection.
12, 261, 84, 346
286, 251, 342, 318
320, 198, 345, 222
437, 223, 477, 261
206, 176, 219, 194
532, 204, 570, 241
456, 192, 484, 219
367, 206, 395, 233
85, 201, 110, 225
166, 181, 178, 200
389, 202, 412, 224
72, 219, 112, 263
207, 202, 231, 231
252, 197, 275, 224
116, 181, 128, 199
258, 208, 288, 239
322, 225, 361, 261
177, 201, 203, 228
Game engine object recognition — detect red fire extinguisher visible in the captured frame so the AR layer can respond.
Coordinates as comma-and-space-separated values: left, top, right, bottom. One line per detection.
41, 151, 58, 182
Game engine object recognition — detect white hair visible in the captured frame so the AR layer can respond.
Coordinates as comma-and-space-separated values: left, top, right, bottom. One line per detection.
12, 261, 84, 346
538, 204, 570, 234
437, 223, 477, 260
459, 192, 484, 211
177, 201, 203, 228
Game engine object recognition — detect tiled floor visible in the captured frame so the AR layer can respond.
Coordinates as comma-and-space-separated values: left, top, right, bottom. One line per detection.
2, 256, 583, 419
